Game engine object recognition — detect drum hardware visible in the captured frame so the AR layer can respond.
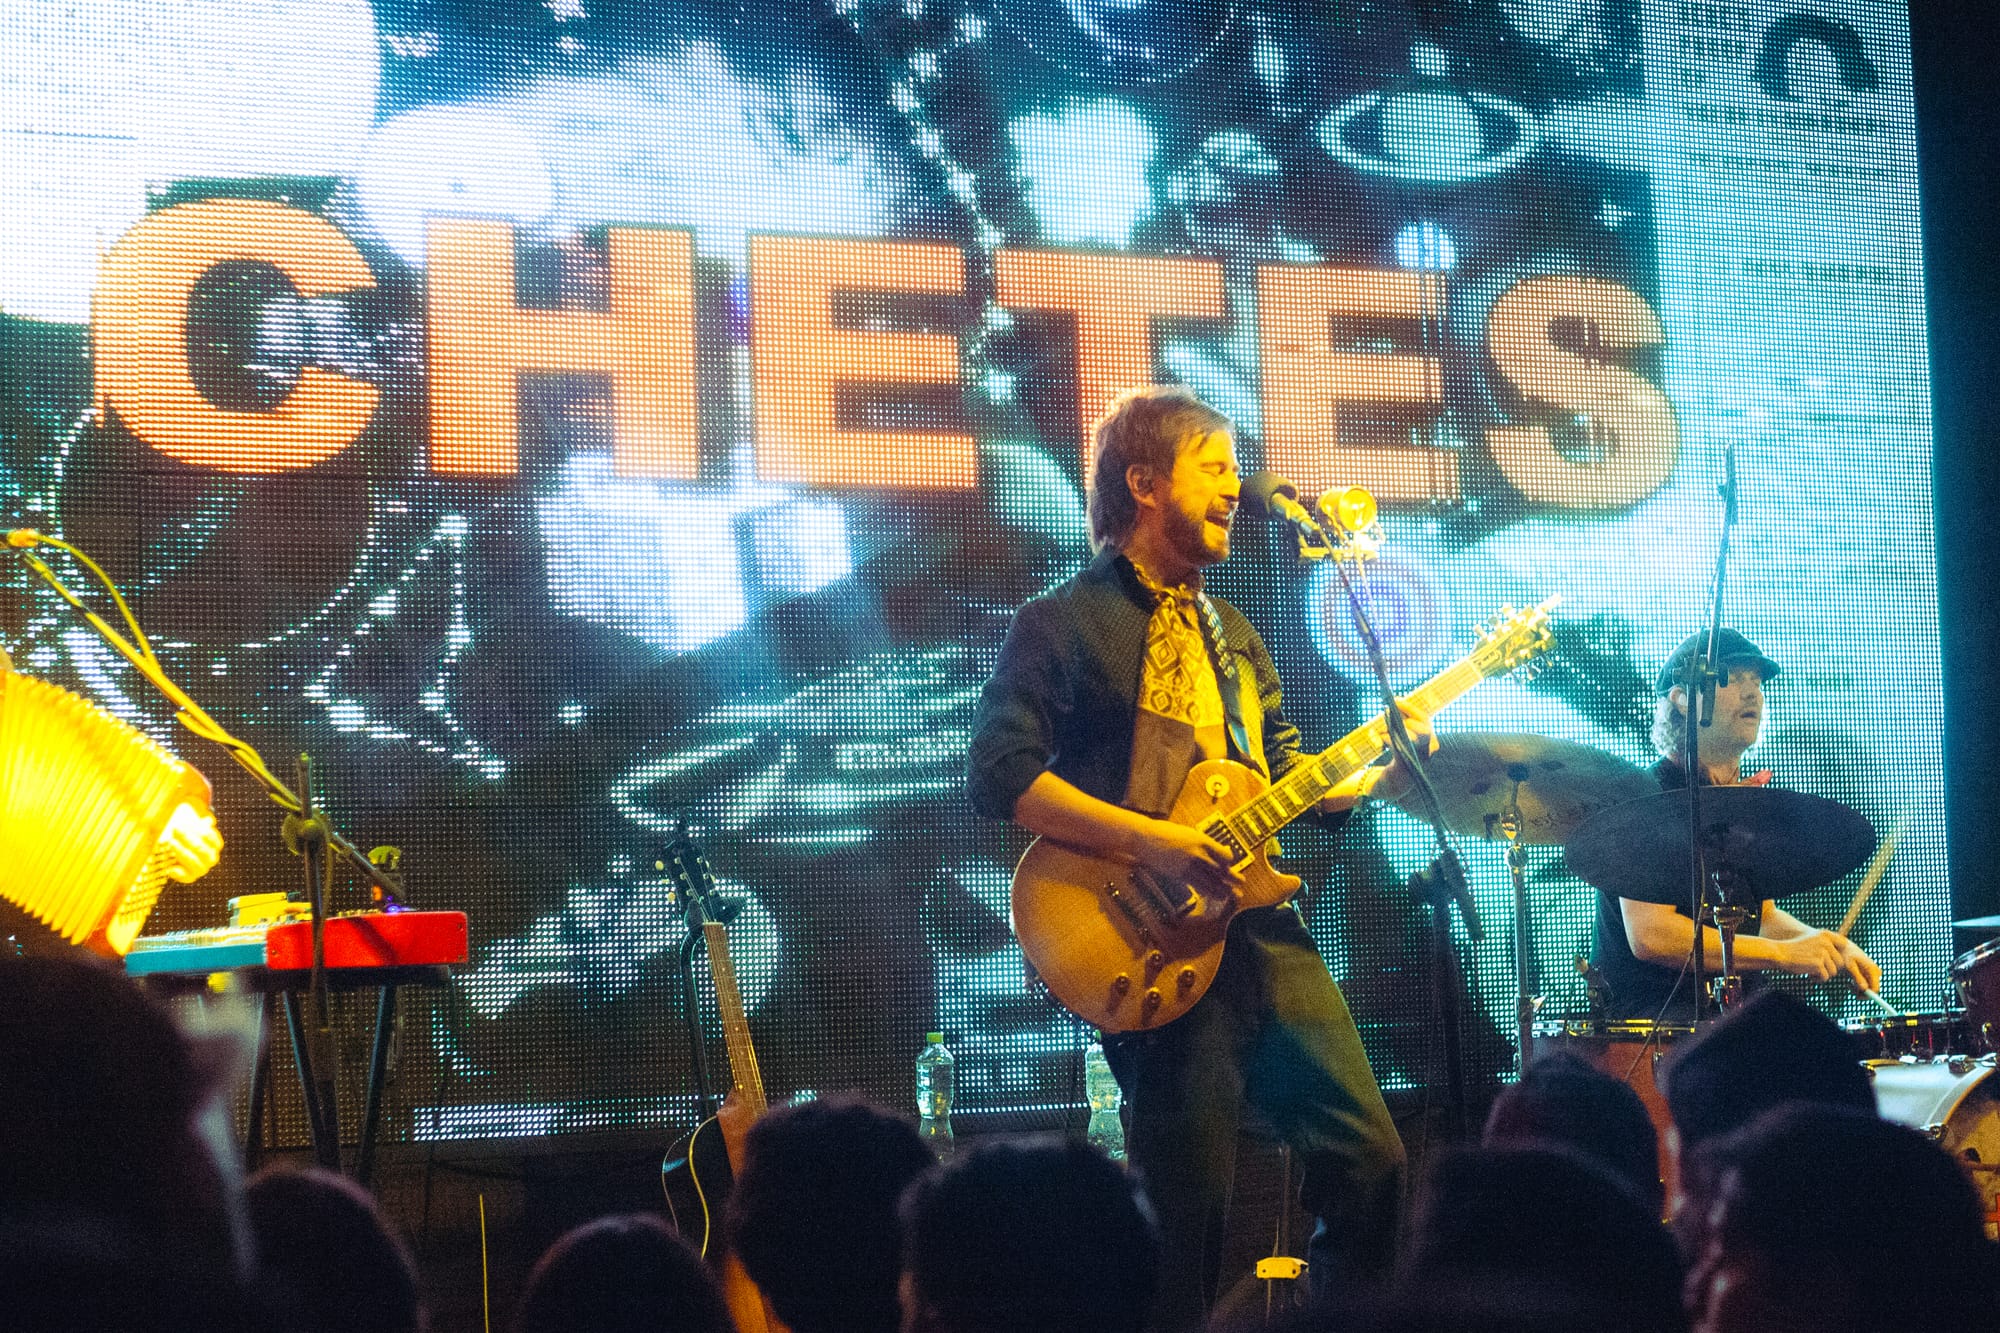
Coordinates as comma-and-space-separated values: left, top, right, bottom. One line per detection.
1376, 734, 1654, 1074
1843, 1011, 1974, 1062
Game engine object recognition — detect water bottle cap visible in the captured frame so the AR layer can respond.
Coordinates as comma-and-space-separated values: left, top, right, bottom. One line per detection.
925, 1031, 944, 1044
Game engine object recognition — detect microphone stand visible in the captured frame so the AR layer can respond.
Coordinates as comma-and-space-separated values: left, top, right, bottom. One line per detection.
1319, 527, 1483, 1135
1682, 447, 1738, 1019
290, 753, 344, 1170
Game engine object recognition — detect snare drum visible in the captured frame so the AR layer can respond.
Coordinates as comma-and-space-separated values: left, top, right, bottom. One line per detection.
1867, 1056, 2000, 1233
1530, 1018, 1696, 1190
1954, 938, 2000, 1056
1842, 1011, 1972, 1061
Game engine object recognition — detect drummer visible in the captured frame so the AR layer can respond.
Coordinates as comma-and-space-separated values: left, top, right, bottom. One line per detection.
1590, 630, 1882, 1021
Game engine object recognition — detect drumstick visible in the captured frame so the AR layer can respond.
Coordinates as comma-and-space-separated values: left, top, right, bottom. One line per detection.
1836, 807, 1911, 939
1859, 987, 1898, 1016
1833, 809, 1911, 1016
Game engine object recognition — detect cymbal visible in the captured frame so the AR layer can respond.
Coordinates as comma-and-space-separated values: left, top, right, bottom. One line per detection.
1953, 914, 2000, 930
1372, 733, 1658, 845
1565, 787, 1876, 906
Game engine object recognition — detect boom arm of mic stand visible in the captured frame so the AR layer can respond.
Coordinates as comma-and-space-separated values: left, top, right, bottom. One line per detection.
11, 545, 406, 906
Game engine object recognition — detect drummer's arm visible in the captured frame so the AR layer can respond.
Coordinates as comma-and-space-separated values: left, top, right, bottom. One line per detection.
1619, 899, 1851, 979
1764, 903, 1882, 990
1762, 903, 1812, 939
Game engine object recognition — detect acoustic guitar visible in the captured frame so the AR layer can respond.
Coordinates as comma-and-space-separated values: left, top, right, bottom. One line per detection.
1009, 598, 1557, 1033
656, 833, 783, 1333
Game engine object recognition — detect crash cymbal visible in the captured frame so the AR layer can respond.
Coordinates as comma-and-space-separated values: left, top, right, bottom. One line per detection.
1565, 787, 1876, 906
1372, 733, 1658, 845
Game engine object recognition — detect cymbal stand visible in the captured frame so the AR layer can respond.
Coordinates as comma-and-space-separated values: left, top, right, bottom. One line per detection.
1498, 786, 1536, 1071
1703, 866, 1752, 1012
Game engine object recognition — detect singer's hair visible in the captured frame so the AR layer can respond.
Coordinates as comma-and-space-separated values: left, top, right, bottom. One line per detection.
1085, 386, 1232, 551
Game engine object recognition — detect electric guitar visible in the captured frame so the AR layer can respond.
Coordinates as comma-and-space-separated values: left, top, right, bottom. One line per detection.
655, 833, 781, 1333
1009, 598, 1558, 1033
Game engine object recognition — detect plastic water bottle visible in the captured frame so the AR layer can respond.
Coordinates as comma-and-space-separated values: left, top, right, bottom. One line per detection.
1083, 1042, 1126, 1162
915, 1031, 955, 1160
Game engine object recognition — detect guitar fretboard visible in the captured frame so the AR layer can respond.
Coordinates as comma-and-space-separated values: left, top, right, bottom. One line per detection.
703, 919, 768, 1115
1220, 648, 1502, 850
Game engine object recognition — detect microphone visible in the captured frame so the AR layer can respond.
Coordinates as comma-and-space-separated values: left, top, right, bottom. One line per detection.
6, 530, 45, 549
1242, 472, 1329, 545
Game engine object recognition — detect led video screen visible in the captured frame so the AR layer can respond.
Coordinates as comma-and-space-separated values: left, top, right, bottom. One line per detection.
0, 0, 1942, 1141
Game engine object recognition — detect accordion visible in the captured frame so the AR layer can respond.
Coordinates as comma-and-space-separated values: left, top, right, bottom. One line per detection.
0, 669, 221, 955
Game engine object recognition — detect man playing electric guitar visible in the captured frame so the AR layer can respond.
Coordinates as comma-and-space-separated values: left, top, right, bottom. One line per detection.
968, 386, 1429, 1328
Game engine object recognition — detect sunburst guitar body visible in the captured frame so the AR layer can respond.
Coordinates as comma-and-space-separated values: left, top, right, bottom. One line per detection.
1010, 599, 1557, 1033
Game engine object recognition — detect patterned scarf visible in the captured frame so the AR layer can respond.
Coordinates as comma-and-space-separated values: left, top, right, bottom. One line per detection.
1124, 560, 1258, 815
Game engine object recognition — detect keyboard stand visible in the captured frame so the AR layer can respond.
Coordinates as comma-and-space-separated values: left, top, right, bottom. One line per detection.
149, 963, 451, 1185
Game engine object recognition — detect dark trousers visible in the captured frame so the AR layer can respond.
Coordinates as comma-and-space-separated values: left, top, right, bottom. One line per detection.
1103, 906, 1406, 1330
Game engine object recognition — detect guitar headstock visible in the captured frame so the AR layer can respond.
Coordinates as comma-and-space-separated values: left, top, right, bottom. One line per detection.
1470, 595, 1560, 682
658, 823, 723, 930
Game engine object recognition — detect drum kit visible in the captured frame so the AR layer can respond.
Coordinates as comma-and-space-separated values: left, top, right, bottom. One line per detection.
1374, 733, 2000, 1214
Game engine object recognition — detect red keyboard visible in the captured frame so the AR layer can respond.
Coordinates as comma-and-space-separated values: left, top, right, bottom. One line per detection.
127, 911, 469, 976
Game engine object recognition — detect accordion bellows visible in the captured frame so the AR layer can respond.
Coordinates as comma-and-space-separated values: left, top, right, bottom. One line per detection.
0, 670, 217, 954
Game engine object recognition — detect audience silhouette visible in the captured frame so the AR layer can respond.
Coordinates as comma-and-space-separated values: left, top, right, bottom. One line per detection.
513, 1213, 732, 1333
899, 1137, 1161, 1333
728, 1096, 934, 1333
8, 953, 1999, 1333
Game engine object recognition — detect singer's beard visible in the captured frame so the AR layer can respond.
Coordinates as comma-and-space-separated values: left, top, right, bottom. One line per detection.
1163, 503, 1231, 570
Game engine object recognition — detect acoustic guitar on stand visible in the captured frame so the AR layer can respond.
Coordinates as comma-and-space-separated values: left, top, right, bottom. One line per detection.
656, 833, 784, 1333
1010, 598, 1557, 1033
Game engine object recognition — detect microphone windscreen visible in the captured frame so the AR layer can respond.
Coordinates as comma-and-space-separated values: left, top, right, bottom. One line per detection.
1241, 471, 1300, 516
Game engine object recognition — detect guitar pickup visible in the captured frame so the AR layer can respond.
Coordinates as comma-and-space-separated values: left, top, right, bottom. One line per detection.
1202, 818, 1250, 866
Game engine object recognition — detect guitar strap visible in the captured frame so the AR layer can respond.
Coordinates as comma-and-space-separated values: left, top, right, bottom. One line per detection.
1194, 590, 1258, 770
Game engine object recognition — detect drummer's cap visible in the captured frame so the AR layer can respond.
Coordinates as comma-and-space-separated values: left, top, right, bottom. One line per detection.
1655, 629, 1780, 695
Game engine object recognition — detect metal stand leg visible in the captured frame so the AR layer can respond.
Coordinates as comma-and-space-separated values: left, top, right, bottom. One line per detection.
245, 992, 271, 1173
284, 990, 341, 1171
1508, 838, 1535, 1072
1710, 900, 1748, 1012
356, 986, 397, 1187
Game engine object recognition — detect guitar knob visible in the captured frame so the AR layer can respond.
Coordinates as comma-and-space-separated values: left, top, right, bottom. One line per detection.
1112, 973, 1131, 994
1145, 950, 1165, 977
1177, 967, 1196, 994
1142, 989, 1162, 1016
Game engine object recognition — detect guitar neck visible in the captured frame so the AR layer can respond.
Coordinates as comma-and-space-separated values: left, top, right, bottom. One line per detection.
1223, 652, 1494, 847
703, 919, 768, 1116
